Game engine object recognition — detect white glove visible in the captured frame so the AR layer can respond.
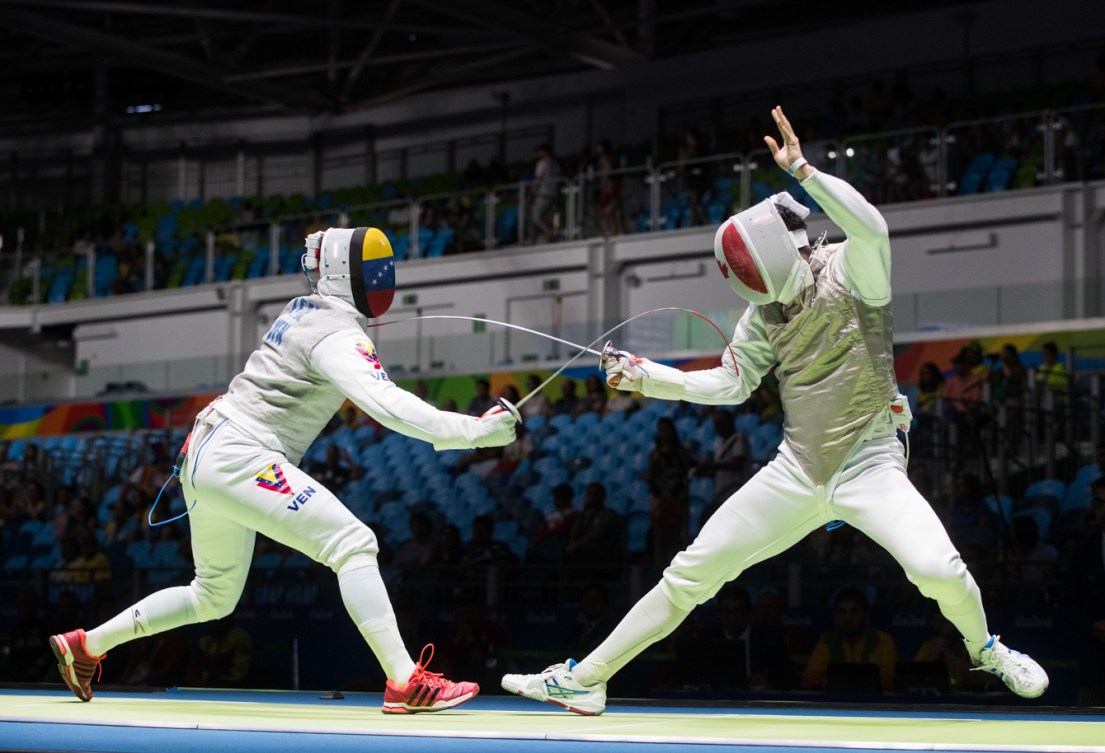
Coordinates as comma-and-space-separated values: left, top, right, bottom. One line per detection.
601, 341, 650, 392
473, 398, 521, 447
891, 394, 913, 433
432, 398, 520, 451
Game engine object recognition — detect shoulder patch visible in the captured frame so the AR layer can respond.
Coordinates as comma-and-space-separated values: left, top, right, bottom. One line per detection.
354, 340, 390, 381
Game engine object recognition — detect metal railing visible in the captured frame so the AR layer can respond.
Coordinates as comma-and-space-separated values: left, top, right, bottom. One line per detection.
2, 104, 1103, 308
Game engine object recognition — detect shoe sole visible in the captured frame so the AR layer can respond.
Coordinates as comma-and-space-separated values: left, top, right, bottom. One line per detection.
381, 689, 478, 714
49, 634, 91, 703
504, 687, 604, 716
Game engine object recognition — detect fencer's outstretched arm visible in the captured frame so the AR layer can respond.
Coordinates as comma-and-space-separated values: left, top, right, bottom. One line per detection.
313, 329, 515, 450
605, 305, 775, 405
800, 171, 890, 306
765, 105, 890, 306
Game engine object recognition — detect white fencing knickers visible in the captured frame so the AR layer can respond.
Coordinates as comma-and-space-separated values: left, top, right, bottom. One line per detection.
84, 411, 417, 681
571, 435, 987, 686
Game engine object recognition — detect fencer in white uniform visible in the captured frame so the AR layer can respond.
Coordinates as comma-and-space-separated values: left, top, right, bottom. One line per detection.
502, 106, 1047, 714
51, 227, 517, 714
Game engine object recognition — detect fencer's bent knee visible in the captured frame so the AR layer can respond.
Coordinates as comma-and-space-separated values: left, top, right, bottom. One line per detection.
189, 574, 244, 622
321, 522, 379, 573
906, 550, 970, 601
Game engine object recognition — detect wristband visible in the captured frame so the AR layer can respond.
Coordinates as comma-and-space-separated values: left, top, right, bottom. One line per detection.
787, 157, 808, 177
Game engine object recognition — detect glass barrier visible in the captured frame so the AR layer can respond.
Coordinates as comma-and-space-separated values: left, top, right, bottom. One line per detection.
839, 128, 940, 204
408, 188, 493, 259
1, 105, 1100, 309
1049, 103, 1105, 184
654, 153, 743, 232
942, 112, 1048, 197
486, 183, 527, 249
575, 163, 653, 238
893, 280, 1071, 333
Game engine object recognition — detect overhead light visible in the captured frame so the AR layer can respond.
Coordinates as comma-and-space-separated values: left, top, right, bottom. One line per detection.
126, 104, 162, 114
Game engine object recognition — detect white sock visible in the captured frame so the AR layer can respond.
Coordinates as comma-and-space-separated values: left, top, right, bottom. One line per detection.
338, 559, 416, 682
938, 585, 990, 660
85, 586, 198, 656
572, 583, 690, 687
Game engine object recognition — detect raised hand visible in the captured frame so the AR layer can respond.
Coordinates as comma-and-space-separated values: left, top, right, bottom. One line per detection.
763, 106, 808, 176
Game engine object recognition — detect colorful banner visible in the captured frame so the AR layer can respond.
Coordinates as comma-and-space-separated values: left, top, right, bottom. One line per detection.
3, 325, 1103, 439
0, 394, 219, 440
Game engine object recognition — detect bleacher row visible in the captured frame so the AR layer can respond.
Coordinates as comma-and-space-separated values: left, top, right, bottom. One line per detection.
5, 397, 1101, 586
984, 466, 1103, 545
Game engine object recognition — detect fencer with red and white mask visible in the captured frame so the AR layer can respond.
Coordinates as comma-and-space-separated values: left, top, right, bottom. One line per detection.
501, 106, 1047, 715
50, 227, 518, 714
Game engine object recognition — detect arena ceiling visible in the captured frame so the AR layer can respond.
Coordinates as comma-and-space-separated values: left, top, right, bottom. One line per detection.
0, 0, 985, 135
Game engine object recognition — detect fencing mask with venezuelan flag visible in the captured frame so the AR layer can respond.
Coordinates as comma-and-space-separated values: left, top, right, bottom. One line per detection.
302, 227, 395, 318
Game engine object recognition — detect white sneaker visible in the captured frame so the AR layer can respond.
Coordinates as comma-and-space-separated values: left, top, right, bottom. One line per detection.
501, 659, 607, 715
971, 635, 1049, 698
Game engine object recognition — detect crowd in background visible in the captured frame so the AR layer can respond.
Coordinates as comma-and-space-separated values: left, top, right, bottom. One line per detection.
2, 354, 1104, 703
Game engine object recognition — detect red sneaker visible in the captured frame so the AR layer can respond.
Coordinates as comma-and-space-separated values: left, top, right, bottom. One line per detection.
49, 629, 105, 702
382, 644, 479, 714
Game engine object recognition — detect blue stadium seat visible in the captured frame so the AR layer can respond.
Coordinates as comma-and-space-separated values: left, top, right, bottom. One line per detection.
957, 172, 983, 194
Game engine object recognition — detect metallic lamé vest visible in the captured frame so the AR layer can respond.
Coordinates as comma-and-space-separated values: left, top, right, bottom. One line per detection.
759, 249, 897, 485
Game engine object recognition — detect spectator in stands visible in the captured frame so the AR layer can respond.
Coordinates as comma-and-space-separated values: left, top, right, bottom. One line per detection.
804, 586, 897, 694
529, 144, 561, 244
430, 522, 463, 565
695, 410, 751, 528
596, 139, 624, 237
1034, 341, 1068, 437
606, 389, 639, 414
989, 344, 1027, 452
310, 444, 364, 490
944, 473, 999, 561
753, 589, 806, 658
72, 230, 94, 265
444, 590, 510, 690
1008, 515, 1057, 589
699, 584, 796, 691
15, 442, 44, 485
340, 405, 366, 429
386, 199, 412, 239
448, 199, 483, 255
120, 443, 173, 511
395, 512, 435, 569
552, 379, 581, 416
908, 362, 944, 457
191, 616, 253, 688
942, 350, 985, 457
111, 245, 141, 295
467, 378, 496, 417
583, 374, 607, 415
51, 484, 80, 544
119, 630, 188, 688
455, 442, 503, 478
675, 129, 708, 227
101, 499, 138, 548
5, 478, 45, 527
569, 583, 616, 658
460, 514, 517, 568
962, 342, 988, 381
566, 482, 623, 569
1062, 476, 1105, 705
913, 607, 989, 692
529, 483, 579, 559
647, 417, 695, 565
522, 373, 552, 420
